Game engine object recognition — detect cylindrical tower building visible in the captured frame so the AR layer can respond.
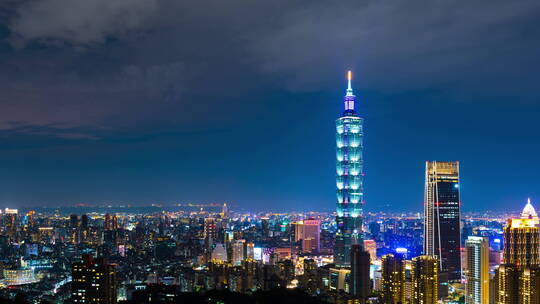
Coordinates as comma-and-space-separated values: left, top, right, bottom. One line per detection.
334, 71, 364, 268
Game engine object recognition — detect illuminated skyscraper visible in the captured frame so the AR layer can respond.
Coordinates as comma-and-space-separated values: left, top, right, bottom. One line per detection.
294, 219, 321, 253
494, 264, 519, 304
335, 71, 364, 268
3, 208, 18, 240
521, 266, 540, 304
71, 255, 117, 304
411, 255, 439, 304
495, 199, 540, 304
105, 213, 112, 230
465, 236, 489, 304
204, 218, 218, 243
221, 203, 229, 218
232, 239, 245, 266
381, 254, 405, 304
503, 200, 539, 268
423, 161, 461, 281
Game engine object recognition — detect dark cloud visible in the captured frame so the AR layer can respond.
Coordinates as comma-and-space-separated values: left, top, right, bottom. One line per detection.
0, 0, 538, 140
250, 0, 540, 93
8, 0, 158, 47
0, 55, 189, 135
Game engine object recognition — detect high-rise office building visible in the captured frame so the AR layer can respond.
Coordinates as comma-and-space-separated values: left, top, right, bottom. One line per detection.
104, 213, 113, 231
521, 266, 540, 304
204, 218, 218, 243
495, 200, 540, 304
3, 208, 18, 240
244, 241, 255, 260
232, 240, 245, 266
335, 71, 364, 268
350, 244, 371, 299
423, 161, 461, 281
381, 254, 405, 304
294, 219, 321, 253
465, 236, 489, 304
411, 255, 438, 304
71, 255, 117, 304
221, 203, 229, 218
494, 264, 519, 304
503, 201, 539, 268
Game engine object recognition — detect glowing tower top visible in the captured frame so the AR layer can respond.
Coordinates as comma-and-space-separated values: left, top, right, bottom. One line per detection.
343, 70, 357, 114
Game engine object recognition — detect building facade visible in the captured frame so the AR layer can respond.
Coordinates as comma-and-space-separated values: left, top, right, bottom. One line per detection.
381, 254, 405, 304
350, 244, 371, 299
503, 201, 539, 268
294, 219, 321, 253
521, 266, 540, 304
494, 264, 519, 304
423, 161, 461, 281
465, 236, 489, 304
335, 71, 364, 268
411, 255, 438, 304
71, 255, 117, 304
495, 200, 540, 304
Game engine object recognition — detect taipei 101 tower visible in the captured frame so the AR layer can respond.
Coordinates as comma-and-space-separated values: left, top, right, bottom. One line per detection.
334, 71, 364, 267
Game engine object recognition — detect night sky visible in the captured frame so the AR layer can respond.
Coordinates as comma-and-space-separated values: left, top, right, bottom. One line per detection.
0, 0, 539, 211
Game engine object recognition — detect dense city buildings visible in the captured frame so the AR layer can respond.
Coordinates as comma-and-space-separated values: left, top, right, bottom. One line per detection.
0, 202, 533, 304
424, 161, 462, 282
335, 71, 364, 268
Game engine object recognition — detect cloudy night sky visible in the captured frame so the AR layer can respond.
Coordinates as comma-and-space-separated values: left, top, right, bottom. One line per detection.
0, 0, 539, 211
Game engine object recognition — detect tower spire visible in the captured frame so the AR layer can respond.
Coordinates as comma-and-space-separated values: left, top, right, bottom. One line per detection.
346, 70, 354, 96
343, 70, 356, 112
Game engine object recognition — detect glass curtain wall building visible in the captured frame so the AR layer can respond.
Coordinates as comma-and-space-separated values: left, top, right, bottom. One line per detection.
423, 161, 461, 282
334, 71, 364, 267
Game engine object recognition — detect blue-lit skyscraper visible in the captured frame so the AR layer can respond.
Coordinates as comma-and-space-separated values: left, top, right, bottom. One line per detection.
334, 71, 364, 267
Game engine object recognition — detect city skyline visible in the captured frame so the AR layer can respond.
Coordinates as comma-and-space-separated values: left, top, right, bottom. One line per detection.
1, 1, 540, 304
0, 179, 536, 303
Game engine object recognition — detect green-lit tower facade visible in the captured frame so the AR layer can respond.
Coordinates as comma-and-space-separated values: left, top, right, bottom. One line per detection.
334, 71, 364, 268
